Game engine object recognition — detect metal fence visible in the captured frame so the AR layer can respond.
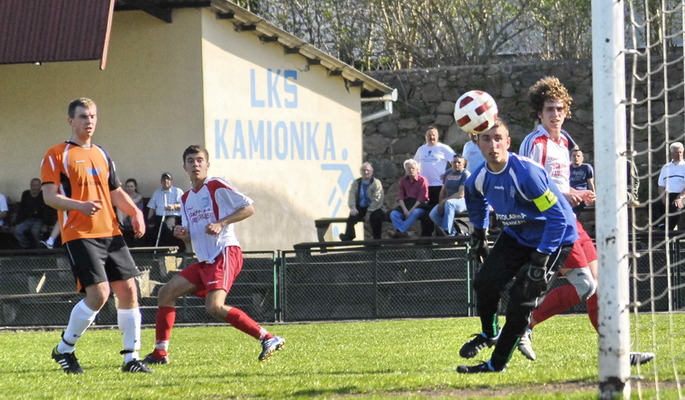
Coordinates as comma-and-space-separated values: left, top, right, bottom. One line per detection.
0, 248, 278, 327
280, 243, 474, 321
0, 237, 680, 328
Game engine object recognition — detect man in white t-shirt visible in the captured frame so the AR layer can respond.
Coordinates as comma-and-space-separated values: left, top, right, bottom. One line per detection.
658, 142, 685, 229
147, 172, 184, 249
462, 133, 486, 173
144, 145, 285, 365
414, 126, 454, 236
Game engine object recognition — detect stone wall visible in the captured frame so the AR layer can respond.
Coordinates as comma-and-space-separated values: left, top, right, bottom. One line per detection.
362, 59, 595, 203
362, 58, 680, 207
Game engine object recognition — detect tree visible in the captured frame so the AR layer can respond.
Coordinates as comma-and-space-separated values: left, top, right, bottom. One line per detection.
234, 0, 595, 70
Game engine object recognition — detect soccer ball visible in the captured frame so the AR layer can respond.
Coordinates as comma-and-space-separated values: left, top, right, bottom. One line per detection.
453, 90, 498, 134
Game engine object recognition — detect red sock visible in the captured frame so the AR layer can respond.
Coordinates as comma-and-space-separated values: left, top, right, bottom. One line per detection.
153, 306, 176, 357
225, 307, 273, 341
586, 293, 599, 332
532, 285, 581, 327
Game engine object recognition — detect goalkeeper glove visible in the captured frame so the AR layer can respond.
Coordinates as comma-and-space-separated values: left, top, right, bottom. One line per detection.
516, 251, 550, 299
470, 228, 489, 264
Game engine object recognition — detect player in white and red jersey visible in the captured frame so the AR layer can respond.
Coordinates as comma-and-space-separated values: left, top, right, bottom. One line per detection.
144, 145, 284, 365
518, 76, 653, 366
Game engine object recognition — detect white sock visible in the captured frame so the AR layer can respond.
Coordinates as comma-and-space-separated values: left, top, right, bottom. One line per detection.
155, 340, 170, 352
57, 300, 98, 353
46, 237, 55, 246
118, 308, 142, 363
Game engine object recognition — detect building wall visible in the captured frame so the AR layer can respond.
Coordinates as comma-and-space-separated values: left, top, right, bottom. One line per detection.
0, 8, 365, 250
0, 9, 203, 202
199, 9, 363, 249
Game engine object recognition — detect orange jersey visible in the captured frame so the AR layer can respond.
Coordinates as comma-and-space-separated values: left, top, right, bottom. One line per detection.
40, 141, 122, 243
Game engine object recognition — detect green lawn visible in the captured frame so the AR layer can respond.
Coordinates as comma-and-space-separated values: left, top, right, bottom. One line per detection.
0, 315, 681, 399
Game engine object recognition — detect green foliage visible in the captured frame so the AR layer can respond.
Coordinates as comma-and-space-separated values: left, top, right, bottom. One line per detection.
0, 315, 682, 399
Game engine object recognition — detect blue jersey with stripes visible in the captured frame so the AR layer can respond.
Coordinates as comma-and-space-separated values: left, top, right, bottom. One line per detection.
464, 152, 578, 254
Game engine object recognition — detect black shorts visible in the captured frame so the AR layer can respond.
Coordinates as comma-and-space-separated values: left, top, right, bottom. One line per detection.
64, 235, 141, 292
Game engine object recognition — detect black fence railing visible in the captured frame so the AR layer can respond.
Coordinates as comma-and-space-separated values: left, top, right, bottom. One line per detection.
280, 243, 474, 321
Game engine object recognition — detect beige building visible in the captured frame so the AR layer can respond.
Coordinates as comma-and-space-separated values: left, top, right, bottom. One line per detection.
0, 2, 393, 250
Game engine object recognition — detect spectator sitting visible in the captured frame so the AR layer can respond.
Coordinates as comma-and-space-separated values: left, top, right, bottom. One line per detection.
339, 162, 386, 241
117, 178, 144, 246
0, 192, 8, 226
13, 178, 52, 249
388, 159, 430, 238
658, 142, 685, 230
569, 148, 596, 214
429, 154, 470, 236
414, 126, 455, 236
39, 223, 61, 249
147, 172, 185, 250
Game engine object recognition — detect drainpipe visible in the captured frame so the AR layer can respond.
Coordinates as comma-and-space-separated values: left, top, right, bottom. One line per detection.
361, 89, 398, 123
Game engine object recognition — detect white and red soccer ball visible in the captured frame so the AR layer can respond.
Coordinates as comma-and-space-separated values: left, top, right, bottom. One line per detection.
453, 90, 498, 134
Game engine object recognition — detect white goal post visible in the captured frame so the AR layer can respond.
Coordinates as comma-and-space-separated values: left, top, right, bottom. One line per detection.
592, 0, 632, 398
594, 1, 685, 398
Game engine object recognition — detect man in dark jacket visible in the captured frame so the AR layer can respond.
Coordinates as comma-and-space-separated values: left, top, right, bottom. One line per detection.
13, 178, 53, 248
339, 162, 385, 241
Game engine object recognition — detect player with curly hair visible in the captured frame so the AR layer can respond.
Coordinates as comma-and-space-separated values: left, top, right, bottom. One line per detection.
519, 76, 653, 366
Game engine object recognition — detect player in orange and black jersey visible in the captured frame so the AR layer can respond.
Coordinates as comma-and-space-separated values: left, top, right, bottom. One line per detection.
41, 98, 152, 375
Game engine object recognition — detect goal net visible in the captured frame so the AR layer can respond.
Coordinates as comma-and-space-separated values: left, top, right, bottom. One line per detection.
596, 0, 685, 398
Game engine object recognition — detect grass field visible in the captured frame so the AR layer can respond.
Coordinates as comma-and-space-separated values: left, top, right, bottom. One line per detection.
0, 315, 682, 399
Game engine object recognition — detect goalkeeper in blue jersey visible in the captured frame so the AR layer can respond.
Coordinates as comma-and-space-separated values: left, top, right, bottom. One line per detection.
456, 119, 578, 373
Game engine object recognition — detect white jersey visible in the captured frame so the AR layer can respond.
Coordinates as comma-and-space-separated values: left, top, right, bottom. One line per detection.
181, 177, 253, 263
414, 142, 455, 186
519, 125, 573, 193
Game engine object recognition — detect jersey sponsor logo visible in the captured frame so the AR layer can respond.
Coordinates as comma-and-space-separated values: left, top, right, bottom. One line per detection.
494, 185, 504, 190
496, 212, 528, 226
75, 160, 85, 163
188, 210, 213, 223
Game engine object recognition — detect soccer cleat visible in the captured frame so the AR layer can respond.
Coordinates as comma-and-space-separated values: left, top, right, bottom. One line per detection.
517, 329, 537, 361
456, 360, 503, 374
51, 346, 84, 374
122, 359, 154, 373
142, 353, 169, 365
259, 336, 285, 361
630, 352, 655, 366
459, 333, 498, 359
39, 240, 53, 249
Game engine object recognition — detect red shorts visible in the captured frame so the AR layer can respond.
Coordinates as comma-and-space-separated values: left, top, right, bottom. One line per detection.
563, 220, 598, 269
178, 246, 243, 298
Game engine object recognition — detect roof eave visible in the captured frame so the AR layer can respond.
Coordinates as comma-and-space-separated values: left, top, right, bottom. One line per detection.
209, 0, 392, 97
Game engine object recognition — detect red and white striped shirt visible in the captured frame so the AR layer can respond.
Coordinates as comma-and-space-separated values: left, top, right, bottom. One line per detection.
519, 125, 572, 193
181, 177, 253, 263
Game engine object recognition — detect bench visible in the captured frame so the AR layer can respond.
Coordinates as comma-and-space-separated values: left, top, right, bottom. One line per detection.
314, 217, 358, 242
314, 212, 472, 243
